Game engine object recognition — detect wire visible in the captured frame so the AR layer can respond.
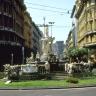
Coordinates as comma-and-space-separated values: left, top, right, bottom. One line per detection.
24, 2, 72, 14
53, 25, 71, 28
37, 24, 71, 28
27, 6, 71, 14
25, 2, 71, 11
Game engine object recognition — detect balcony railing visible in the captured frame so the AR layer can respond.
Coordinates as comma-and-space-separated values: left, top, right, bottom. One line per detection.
0, 40, 21, 46
85, 31, 96, 36
84, 42, 96, 47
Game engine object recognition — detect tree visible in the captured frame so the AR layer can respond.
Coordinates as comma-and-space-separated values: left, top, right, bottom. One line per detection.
67, 47, 88, 63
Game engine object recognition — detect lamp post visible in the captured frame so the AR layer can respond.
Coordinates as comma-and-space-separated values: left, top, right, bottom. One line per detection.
22, 46, 24, 64
11, 53, 13, 65
48, 22, 55, 37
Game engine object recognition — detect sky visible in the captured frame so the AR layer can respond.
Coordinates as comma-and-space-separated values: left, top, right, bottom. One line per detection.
24, 0, 75, 43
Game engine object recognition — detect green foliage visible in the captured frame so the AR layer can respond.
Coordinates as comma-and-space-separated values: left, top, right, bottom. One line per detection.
68, 47, 78, 57
19, 73, 39, 80
66, 77, 79, 84
79, 48, 88, 56
0, 72, 5, 79
67, 47, 88, 61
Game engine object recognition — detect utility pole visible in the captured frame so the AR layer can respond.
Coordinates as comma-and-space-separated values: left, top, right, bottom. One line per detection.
22, 46, 24, 64
37, 18, 55, 37
48, 22, 55, 37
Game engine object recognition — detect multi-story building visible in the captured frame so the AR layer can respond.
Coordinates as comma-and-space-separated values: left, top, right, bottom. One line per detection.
53, 41, 64, 59
66, 29, 74, 48
31, 21, 43, 58
71, 5, 77, 48
66, 25, 76, 48
65, 22, 77, 60
72, 0, 96, 54
0, 0, 26, 69
24, 11, 32, 59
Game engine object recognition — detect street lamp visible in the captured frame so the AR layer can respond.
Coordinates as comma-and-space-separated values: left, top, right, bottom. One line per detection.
11, 53, 13, 65
48, 22, 55, 37
22, 46, 24, 64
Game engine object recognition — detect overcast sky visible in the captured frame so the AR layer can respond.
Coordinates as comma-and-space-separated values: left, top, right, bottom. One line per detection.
24, 0, 75, 43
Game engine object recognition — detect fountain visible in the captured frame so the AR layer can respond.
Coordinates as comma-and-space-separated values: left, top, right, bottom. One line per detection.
3, 23, 64, 81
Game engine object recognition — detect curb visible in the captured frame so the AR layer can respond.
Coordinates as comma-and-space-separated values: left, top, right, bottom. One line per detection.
0, 85, 96, 90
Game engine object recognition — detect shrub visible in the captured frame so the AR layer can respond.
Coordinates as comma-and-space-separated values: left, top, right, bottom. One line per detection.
0, 72, 5, 79
66, 77, 79, 84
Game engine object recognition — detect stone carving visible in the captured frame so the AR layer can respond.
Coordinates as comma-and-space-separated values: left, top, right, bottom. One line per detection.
41, 36, 54, 62
26, 52, 34, 63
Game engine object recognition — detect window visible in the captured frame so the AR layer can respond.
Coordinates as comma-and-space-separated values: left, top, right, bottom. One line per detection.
0, 15, 3, 26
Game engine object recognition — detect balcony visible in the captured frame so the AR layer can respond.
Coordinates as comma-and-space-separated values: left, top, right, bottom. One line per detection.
0, 40, 21, 46
75, 3, 84, 18
85, 31, 96, 36
84, 42, 96, 48
0, 26, 24, 40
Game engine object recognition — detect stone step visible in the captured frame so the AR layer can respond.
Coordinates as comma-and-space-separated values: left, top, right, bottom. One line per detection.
50, 72, 67, 80
51, 76, 66, 80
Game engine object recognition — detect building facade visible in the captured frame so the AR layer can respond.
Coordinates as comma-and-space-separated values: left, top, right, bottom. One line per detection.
71, 0, 96, 56
0, 0, 42, 70
0, 0, 26, 69
75, 0, 96, 48
31, 21, 43, 58
66, 25, 77, 48
66, 29, 74, 48
53, 41, 64, 59
24, 11, 32, 59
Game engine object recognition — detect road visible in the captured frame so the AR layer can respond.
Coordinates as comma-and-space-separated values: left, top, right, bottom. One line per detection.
0, 87, 96, 96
